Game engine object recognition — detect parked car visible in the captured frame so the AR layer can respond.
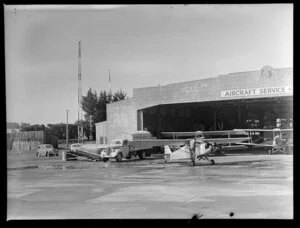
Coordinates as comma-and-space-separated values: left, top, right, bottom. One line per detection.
36, 144, 59, 157
70, 143, 83, 152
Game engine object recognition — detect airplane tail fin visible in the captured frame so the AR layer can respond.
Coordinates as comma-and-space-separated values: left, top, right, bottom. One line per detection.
164, 145, 172, 163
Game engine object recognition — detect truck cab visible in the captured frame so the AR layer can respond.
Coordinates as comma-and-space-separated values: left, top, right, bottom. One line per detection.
100, 138, 131, 162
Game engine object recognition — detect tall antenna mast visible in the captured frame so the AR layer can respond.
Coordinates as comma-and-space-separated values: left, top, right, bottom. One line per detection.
78, 41, 82, 143
109, 68, 112, 94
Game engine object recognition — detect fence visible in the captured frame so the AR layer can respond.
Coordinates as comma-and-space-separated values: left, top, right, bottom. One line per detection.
7, 131, 58, 151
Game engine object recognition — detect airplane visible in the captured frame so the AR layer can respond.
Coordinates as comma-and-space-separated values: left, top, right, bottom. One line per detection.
161, 130, 250, 154
233, 128, 293, 155
164, 138, 216, 166
161, 130, 251, 166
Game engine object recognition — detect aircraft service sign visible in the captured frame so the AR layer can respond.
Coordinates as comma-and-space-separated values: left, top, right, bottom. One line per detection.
221, 86, 293, 98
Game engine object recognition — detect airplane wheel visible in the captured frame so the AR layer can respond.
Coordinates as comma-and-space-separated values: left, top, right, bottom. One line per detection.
103, 158, 109, 162
211, 159, 215, 165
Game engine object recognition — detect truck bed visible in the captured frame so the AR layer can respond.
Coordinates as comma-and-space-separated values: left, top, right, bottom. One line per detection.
128, 139, 187, 151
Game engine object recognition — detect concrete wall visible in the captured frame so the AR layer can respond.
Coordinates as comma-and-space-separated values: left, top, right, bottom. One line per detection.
218, 67, 293, 101
106, 98, 137, 142
132, 66, 293, 109
95, 121, 108, 144
96, 66, 293, 142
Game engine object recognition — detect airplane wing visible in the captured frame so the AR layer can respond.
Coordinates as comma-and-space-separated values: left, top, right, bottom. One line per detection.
135, 137, 250, 144
234, 128, 293, 132
203, 137, 251, 144
237, 140, 293, 147
161, 130, 248, 139
236, 142, 274, 147
161, 131, 202, 138
234, 128, 293, 147
161, 130, 250, 147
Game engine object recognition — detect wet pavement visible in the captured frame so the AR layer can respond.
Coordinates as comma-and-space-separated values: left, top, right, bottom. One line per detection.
7, 153, 293, 219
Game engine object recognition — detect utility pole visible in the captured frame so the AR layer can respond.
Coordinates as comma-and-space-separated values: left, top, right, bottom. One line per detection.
89, 115, 92, 141
66, 109, 69, 148
77, 40, 82, 143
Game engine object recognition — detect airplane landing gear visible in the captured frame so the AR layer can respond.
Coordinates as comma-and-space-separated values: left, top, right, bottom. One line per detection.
210, 159, 215, 165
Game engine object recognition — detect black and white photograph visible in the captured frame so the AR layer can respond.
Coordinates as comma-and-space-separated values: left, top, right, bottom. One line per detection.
5, 4, 293, 219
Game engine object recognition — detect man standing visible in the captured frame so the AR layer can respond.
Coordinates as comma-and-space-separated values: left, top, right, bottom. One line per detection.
189, 136, 197, 166
189, 135, 214, 166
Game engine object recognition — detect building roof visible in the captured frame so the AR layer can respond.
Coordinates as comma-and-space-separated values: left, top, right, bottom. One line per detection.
130, 66, 293, 110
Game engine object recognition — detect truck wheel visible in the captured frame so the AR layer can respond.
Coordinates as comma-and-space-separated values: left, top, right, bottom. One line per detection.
116, 152, 123, 162
138, 151, 147, 160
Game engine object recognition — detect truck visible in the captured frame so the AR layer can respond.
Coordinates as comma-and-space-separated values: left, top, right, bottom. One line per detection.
100, 131, 185, 162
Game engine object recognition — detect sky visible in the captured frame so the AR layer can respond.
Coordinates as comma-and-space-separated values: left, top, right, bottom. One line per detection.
5, 4, 293, 125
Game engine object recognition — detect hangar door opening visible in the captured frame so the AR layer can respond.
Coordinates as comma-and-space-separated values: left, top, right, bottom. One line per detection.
138, 96, 292, 139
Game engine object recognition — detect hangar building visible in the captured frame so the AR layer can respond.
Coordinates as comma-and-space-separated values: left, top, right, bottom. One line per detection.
96, 66, 293, 144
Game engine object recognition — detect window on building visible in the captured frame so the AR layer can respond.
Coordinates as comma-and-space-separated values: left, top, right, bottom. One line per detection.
246, 119, 260, 128
246, 113, 260, 128
263, 111, 276, 129
276, 118, 292, 128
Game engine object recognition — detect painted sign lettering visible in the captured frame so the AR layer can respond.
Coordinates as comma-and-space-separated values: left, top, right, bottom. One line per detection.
221, 86, 292, 98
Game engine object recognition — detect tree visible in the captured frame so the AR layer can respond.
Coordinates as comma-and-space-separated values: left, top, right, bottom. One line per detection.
68, 124, 78, 140
74, 120, 90, 140
47, 123, 68, 140
113, 89, 127, 102
20, 124, 47, 132
81, 89, 127, 140
81, 88, 98, 120
20, 122, 30, 129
